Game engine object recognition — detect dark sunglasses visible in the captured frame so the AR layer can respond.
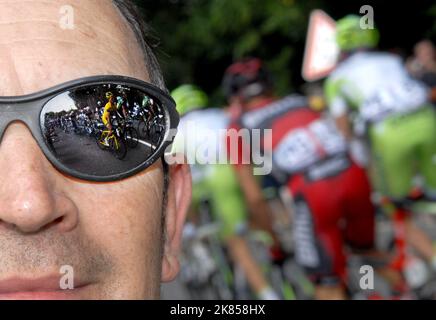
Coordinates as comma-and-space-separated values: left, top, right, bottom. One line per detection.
0, 75, 179, 182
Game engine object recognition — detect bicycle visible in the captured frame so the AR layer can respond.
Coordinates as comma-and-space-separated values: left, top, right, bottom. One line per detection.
138, 113, 165, 145
349, 191, 436, 299
95, 121, 127, 160
242, 226, 315, 300
137, 109, 151, 138
179, 219, 234, 299
119, 117, 139, 149
180, 195, 311, 300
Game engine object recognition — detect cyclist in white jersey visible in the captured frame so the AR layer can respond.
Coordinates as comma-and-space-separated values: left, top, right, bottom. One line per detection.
325, 15, 436, 271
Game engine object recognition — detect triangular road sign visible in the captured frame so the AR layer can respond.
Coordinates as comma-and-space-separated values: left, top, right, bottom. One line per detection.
302, 10, 339, 82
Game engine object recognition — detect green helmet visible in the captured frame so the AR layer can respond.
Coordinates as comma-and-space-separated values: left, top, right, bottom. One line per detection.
336, 15, 379, 52
171, 84, 209, 115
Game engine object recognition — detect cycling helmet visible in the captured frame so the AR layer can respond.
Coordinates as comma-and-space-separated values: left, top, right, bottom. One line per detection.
336, 15, 379, 52
105, 92, 113, 99
171, 84, 208, 116
222, 57, 273, 101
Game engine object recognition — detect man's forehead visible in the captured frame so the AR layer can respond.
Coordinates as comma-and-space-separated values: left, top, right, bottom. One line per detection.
0, 0, 149, 95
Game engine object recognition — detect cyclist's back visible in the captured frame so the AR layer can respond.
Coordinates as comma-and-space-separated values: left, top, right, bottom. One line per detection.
327, 51, 428, 125
325, 15, 436, 201
235, 95, 349, 178
327, 50, 436, 200
223, 57, 376, 299
229, 94, 375, 297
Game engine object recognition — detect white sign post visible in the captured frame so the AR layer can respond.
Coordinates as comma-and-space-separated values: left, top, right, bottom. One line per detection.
302, 10, 339, 82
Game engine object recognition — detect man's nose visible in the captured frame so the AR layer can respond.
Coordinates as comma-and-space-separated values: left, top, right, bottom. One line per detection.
0, 123, 78, 233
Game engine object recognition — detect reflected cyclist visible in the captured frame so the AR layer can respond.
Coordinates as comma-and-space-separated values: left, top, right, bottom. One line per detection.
116, 90, 129, 119
102, 91, 116, 145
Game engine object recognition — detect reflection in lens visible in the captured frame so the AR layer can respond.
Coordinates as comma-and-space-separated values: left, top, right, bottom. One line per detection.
40, 83, 166, 177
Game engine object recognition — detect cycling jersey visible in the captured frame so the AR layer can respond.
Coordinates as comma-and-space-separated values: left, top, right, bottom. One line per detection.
116, 96, 124, 110
142, 95, 150, 108
227, 95, 375, 282
102, 101, 116, 126
230, 95, 349, 183
325, 51, 436, 199
173, 108, 248, 240
326, 52, 428, 124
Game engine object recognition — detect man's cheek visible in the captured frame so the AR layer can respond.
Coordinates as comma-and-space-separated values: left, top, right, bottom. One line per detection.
79, 188, 161, 244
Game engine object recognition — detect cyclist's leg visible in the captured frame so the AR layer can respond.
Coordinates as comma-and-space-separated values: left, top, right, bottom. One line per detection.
342, 162, 375, 251
342, 162, 410, 292
371, 110, 436, 266
413, 106, 436, 266
368, 121, 414, 200
207, 164, 279, 299
417, 106, 436, 198
102, 112, 112, 137
289, 175, 347, 300
98, 126, 108, 144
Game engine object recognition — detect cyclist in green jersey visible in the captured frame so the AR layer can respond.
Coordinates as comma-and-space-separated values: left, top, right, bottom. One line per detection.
171, 84, 280, 299
325, 15, 436, 270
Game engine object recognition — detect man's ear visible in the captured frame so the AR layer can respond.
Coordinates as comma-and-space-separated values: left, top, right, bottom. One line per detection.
161, 162, 192, 282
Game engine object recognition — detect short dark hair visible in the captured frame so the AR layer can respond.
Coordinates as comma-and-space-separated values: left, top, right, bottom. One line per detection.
112, 0, 167, 92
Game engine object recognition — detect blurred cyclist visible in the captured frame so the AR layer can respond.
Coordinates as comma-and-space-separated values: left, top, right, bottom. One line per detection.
407, 39, 436, 102
223, 57, 376, 299
115, 89, 129, 119
171, 84, 280, 300
325, 15, 436, 270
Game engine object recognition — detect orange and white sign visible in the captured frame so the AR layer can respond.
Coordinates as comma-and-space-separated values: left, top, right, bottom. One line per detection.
302, 10, 339, 82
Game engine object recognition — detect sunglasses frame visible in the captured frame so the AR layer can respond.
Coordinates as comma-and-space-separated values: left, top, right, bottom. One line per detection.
0, 75, 179, 182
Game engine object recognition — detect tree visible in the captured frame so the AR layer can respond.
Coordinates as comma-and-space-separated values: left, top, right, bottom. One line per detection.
135, 0, 436, 106
136, 0, 321, 104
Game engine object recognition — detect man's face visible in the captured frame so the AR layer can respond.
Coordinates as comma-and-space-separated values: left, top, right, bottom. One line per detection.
0, 0, 190, 299
415, 41, 435, 66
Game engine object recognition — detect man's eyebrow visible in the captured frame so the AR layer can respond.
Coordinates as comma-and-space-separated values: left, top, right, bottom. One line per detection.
112, 0, 167, 92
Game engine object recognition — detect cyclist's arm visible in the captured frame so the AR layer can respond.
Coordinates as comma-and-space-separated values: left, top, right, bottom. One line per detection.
234, 164, 279, 245
226, 235, 278, 299
324, 77, 353, 140
121, 104, 128, 118
226, 125, 278, 245
210, 163, 278, 299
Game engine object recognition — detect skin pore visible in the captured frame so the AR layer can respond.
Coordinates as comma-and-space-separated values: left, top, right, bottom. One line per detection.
0, 0, 191, 299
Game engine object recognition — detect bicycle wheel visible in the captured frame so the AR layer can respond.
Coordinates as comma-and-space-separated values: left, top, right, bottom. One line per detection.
124, 127, 139, 148
138, 121, 148, 139
110, 136, 127, 159
149, 123, 164, 145
96, 134, 108, 150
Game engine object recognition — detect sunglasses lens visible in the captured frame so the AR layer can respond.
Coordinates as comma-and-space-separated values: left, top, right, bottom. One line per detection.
40, 83, 167, 178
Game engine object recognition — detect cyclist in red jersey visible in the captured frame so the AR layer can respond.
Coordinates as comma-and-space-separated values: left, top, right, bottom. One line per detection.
223, 58, 376, 299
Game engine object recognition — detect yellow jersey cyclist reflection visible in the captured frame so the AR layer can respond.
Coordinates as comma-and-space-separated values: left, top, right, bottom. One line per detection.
102, 91, 117, 146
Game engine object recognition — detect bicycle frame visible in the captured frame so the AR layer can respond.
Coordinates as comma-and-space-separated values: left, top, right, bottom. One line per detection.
98, 129, 120, 148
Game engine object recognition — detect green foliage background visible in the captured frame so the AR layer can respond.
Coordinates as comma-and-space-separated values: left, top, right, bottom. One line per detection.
133, 0, 436, 106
